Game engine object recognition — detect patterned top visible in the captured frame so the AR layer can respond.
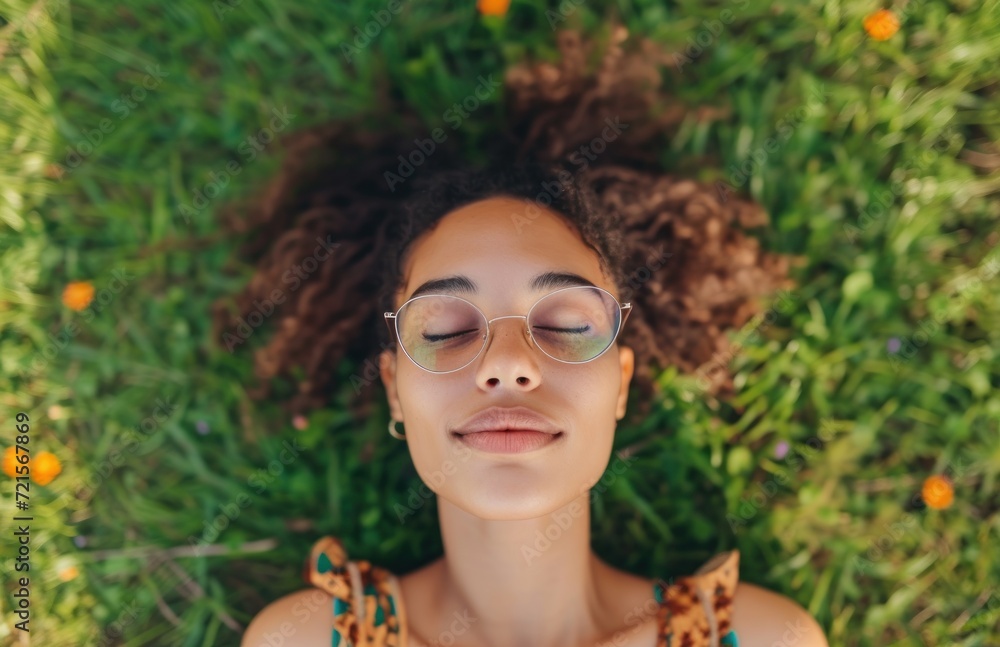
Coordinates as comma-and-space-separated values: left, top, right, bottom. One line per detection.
304, 536, 741, 647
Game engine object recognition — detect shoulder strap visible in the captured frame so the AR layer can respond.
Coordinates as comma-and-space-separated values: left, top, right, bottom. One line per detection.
304, 535, 405, 647
654, 549, 740, 647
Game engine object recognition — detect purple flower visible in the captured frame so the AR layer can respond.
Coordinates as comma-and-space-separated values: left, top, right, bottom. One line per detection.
774, 441, 790, 460
887, 337, 901, 353
73, 535, 87, 548
195, 420, 210, 435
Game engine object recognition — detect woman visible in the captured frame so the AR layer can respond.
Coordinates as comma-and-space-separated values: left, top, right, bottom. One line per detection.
230, 30, 827, 647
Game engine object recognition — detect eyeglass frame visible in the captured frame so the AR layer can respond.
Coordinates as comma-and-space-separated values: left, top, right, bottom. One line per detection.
383, 285, 633, 374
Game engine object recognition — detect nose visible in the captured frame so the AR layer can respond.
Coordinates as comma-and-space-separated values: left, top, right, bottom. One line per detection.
474, 316, 542, 390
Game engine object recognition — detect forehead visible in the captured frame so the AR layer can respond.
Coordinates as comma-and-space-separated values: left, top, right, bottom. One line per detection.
398, 196, 610, 303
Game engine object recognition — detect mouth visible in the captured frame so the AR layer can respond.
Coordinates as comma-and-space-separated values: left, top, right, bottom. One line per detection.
452, 429, 564, 454
451, 406, 564, 454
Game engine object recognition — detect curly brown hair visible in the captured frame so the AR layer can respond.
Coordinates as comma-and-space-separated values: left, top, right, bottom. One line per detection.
213, 27, 792, 425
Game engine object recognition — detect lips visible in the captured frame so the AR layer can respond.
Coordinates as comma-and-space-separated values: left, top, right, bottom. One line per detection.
457, 430, 559, 453
452, 406, 563, 436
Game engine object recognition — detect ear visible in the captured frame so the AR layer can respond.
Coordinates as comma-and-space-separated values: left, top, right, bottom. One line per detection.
615, 345, 635, 421
379, 350, 404, 422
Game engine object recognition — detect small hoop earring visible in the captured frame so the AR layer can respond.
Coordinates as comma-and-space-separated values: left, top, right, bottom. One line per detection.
388, 419, 406, 440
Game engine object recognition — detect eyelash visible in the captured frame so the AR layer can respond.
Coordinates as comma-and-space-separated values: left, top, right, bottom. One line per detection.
423, 325, 590, 342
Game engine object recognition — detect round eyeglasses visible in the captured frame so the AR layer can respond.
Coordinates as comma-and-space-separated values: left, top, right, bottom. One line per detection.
383, 285, 633, 374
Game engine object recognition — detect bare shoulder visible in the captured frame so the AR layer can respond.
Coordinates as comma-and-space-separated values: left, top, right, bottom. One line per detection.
731, 582, 829, 647
241, 588, 332, 647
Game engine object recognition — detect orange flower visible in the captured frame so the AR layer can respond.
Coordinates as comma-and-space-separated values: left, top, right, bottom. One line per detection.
3, 449, 62, 484
921, 474, 954, 510
864, 9, 900, 41
32, 451, 62, 486
3, 447, 23, 478
58, 565, 80, 582
477, 0, 510, 17
62, 281, 95, 311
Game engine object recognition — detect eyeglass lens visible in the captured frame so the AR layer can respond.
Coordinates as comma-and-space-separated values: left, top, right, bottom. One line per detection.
396, 287, 621, 372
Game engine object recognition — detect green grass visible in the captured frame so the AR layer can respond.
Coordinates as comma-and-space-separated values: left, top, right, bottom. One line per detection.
1, 0, 999, 645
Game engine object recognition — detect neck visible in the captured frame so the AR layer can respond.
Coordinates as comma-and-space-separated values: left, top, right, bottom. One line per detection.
423, 492, 616, 647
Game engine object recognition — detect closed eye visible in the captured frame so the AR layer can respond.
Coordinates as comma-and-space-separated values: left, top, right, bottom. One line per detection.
533, 325, 591, 334
423, 329, 480, 342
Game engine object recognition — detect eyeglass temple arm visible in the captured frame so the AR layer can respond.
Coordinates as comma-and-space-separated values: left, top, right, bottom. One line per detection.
383, 313, 398, 345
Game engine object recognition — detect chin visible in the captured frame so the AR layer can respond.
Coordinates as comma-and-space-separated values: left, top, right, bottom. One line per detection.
441, 476, 585, 521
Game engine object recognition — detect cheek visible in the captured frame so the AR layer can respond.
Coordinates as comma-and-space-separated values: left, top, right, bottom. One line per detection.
562, 361, 621, 418
394, 367, 465, 487
396, 366, 446, 438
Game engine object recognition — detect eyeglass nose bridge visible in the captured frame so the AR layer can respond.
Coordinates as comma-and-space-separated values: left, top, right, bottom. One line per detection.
479, 314, 536, 355
486, 314, 530, 326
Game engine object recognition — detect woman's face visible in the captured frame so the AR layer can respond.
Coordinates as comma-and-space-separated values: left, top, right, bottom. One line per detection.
380, 196, 634, 520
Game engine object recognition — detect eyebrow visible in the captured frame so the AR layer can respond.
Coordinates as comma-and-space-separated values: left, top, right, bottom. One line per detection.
407, 271, 598, 300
